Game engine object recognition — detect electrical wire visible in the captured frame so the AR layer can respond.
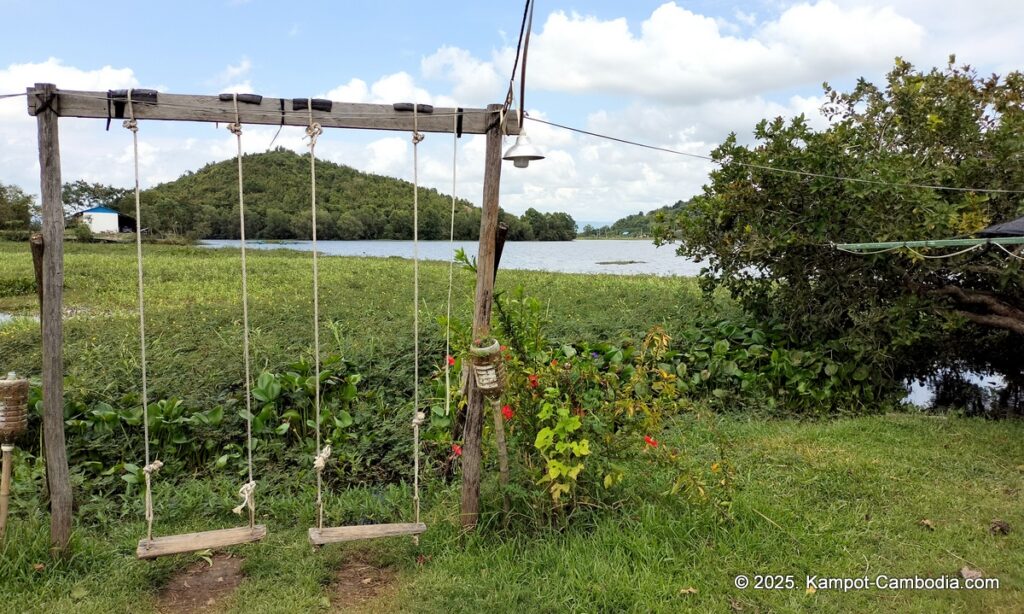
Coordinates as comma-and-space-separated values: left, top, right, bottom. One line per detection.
503, 0, 533, 116
528, 116, 1024, 195
0, 92, 28, 100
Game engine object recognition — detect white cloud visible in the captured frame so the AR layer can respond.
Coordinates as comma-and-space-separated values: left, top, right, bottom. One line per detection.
521, 1, 923, 102
209, 58, 253, 91
421, 46, 504, 106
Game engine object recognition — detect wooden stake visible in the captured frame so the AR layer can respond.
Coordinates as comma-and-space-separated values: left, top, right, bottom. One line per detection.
0, 445, 13, 542
34, 83, 73, 556
460, 105, 504, 529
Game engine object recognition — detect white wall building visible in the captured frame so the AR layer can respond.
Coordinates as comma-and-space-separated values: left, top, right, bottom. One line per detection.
76, 206, 122, 234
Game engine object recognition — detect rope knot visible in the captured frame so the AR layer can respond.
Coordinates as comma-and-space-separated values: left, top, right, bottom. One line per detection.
122, 118, 138, 133
313, 445, 332, 472
305, 122, 323, 146
412, 132, 424, 145
143, 459, 163, 475
412, 411, 426, 427
232, 480, 257, 516
226, 122, 242, 136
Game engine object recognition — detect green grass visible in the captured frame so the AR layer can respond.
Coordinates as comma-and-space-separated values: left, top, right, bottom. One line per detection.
0, 242, 1021, 612
0, 241, 706, 407
1, 415, 1021, 613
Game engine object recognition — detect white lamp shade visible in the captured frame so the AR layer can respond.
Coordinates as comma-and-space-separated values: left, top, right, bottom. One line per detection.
502, 132, 545, 168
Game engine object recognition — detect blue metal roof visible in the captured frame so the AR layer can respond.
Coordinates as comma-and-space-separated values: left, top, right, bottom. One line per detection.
80, 206, 120, 214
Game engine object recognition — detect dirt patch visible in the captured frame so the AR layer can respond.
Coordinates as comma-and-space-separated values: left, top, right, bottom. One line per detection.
157, 554, 244, 613
331, 558, 398, 612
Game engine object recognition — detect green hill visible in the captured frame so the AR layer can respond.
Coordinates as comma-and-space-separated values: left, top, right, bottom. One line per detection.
126, 148, 575, 241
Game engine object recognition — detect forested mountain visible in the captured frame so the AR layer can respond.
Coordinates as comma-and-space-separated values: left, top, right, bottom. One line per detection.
580, 200, 688, 237
120, 148, 575, 240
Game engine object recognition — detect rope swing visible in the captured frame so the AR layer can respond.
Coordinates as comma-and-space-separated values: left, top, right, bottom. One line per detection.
411, 104, 425, 540
306, 102, 431, 546
306, 100, 328, 531
229, 94, 259, 530
122, 92, 159, 542
444, 113, 458, 417
132, 91, 266, 559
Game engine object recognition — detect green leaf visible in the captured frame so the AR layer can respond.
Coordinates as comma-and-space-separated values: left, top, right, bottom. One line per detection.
534, 427, 555, 451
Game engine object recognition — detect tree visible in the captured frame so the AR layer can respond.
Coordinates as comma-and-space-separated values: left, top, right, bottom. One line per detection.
62, 180, 130, 217
660, 57, 1024, 399
0, 183, 36, 230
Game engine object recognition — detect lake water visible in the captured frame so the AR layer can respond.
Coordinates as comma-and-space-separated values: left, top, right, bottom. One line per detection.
200, 239, 703, 276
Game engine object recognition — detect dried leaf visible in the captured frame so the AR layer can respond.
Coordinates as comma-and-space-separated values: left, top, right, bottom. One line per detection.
729, 598, 744, 611
679, 587, 698, 595
918, 518, 936, 531
32, 563, 45, 572
989, 519, 1011, 536
959, 566, 983, 580
806, 585, 817, 595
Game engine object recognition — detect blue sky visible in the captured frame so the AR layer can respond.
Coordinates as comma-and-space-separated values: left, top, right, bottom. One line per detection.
2, 0, 1022, 223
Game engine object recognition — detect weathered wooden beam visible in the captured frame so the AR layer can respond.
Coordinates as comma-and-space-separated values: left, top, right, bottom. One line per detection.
34, 83, 73, 557
25, 87, 520, 135
136, 525, 267, 559
308, 523, 426, 545
460, 104, 505, 529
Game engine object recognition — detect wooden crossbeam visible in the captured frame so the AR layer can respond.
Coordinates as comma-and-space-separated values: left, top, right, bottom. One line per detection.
25, 87, 519, 135
308, 522, 426, 546
136, 525, 267, 559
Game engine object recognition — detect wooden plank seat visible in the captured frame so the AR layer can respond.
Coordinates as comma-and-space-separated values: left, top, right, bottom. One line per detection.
136, 525, 267, 559
308, 522, 426, 546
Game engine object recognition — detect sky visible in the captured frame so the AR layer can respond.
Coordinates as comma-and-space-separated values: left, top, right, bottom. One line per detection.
1, 0, 1023, 225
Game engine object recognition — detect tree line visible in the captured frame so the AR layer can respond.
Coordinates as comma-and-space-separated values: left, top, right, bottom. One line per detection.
1, 148, 578, 241
75, 149, 575, 241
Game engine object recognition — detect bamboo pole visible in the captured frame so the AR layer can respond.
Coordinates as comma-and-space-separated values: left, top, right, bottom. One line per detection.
834, 237, 1024, 251
0, 444, 13, 541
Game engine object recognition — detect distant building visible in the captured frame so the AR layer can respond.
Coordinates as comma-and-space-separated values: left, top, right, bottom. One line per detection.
71, 207, 136, 234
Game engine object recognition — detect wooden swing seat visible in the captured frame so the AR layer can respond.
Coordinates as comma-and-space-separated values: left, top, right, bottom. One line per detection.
136, 525, 267, 559
308, 522, 426, 546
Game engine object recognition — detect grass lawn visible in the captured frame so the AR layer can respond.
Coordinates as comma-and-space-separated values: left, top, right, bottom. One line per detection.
0, 242, 1021, 612
1, 414, 1020, 613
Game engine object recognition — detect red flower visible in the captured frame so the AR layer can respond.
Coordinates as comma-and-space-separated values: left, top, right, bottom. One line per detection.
528, 374, 539, 388
644, 435, 659, 448
500, 345, 507, 351
451, 443, 463, 457
551, 359, 559, 367
446, 355, 456, 367
501, 404, 514, 420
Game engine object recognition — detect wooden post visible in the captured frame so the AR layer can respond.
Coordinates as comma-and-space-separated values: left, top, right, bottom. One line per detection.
0, 445, 13, 541
34, 83, 73, 555
460, 105, 504, 528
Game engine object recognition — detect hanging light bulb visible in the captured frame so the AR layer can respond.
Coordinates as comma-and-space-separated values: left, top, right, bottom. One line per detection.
502, 129, 545, 168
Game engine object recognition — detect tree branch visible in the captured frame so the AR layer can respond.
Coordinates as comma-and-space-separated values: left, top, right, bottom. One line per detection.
955, 310, 1024, 336
931, 285, 1024, 321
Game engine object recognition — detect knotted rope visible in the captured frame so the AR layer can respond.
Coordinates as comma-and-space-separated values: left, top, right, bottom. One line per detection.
124, 90, 157, 541
444, 113, 458, 416
232, 480, 257, 523
229, 93, 257, 527
142, 459, 162, 538
307, 99, 326, 530
411, 105, 424, 542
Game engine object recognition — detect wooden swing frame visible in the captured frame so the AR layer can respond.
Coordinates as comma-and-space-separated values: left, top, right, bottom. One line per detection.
27, 83, 516, 555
